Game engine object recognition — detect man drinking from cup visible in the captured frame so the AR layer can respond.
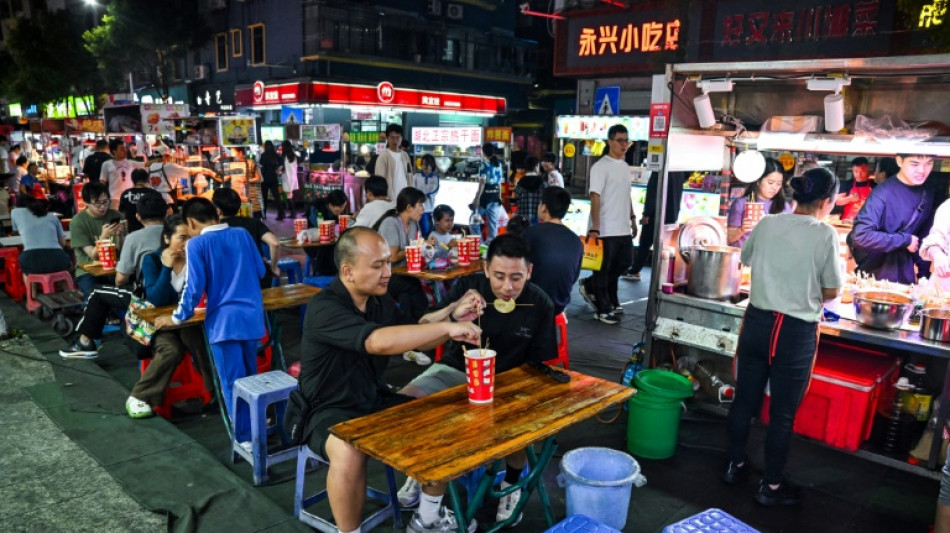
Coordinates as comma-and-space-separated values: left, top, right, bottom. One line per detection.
399, 233, 557, 529
297, 227, 482, 533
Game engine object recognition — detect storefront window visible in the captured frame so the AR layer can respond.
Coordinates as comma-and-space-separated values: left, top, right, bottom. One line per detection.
249, 24, 266, 66
231, 29, 243, 58
215, 33, 228, 72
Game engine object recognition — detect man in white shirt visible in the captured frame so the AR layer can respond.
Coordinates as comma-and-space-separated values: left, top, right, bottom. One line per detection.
579, 124, 637, 325
146, 144, 215, 206
352, 176, 394, 228
542, 152, 565, 188
373, 123, 412, 199
101, 139, 143, 210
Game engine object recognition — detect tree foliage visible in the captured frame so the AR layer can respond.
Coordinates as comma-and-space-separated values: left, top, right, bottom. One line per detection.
83, 0, 211, 100
1, 9, 101, 112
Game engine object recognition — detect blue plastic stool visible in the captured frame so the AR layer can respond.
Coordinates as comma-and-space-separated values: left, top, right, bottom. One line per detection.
302, 275, 335, 289
294, 445, 403, 532
231, 371, 299, 485
455, 464, 529, 505
662, 508, 759, 533
544, 514, 620, 533
273, 257, 303, 287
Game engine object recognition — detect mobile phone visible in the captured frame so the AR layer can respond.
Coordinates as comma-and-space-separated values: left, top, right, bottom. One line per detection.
108, 216, 122, 225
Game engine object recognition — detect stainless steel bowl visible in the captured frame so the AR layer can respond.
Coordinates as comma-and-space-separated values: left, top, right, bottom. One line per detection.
853, 291, 914, 330
920, 308, 950, 342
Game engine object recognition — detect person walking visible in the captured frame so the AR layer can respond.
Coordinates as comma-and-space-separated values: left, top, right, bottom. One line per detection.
278, 140, 300, 218
724, 167, 842, 506
579, 124, 637, 324
259, 141, 283, 219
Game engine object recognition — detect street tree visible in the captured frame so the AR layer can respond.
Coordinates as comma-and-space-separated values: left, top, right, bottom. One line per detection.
83, 0, 211, 101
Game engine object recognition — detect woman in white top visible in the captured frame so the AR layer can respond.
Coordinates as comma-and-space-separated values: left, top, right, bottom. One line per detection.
278, 140, 300, 218
724, 167, 842, 507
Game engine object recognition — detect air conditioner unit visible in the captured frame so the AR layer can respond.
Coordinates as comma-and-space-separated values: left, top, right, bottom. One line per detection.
446, 3, 463, 20
194, 64, 208, 80
427, 0, 442, 16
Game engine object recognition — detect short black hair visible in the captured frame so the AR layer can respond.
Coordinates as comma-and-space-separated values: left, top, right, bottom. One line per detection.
136, 192, 169, 221
541, 186, 571, 219
385, 123, 403, 136
365, 175, 389, 197
433, 204, 454, 221
108, 138, 124, 153
505, 215, 529, 237
400, 139, 410, 150
181, 197, 219, 224
607, 124, 628, 140
542, 152, 557, 165
525, 156, 539, 172
851, 157, 869, 167
81, 181, 109, 203
15, 155, 26, 166
877, 157, 899, 177
486, 233, 530, 264
131, 168, 150, 184
95, 139, 108, 150
212, 187, 242, 216
326, 189, 347, 207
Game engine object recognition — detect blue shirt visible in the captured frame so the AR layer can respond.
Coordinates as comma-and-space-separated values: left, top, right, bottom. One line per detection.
20, 173, 39, 193
172, 224, 266, 343
10, 208, 63, 250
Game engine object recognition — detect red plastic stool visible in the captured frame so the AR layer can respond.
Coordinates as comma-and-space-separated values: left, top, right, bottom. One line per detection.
0, 246, 19, 287
435, 344, 444, 362
139, 353, 212, 419
257, 329, 274, 374
4, 259, 25, 301
26, 271, 75, 312
545, 312, 570, 369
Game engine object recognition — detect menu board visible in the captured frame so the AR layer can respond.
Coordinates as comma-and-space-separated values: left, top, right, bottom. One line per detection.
140, 104, 189, 135
301, 124, 341, 150
556, 115, 650, 141
219, 116, 258, 147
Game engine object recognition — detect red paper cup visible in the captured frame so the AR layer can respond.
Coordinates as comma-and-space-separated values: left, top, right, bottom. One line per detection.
293, 218, 307, 236
457, 238, 470, 266
464, 349, 497, 404
406, 245, 423, 273
195, 293, 208, 311
96, 240, 116, 270
338, 214, 350, 233
467, 236, 481, 262
318, 221, 334, 242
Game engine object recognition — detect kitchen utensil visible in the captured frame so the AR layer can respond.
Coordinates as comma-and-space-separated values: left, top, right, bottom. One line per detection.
920, 308, 950, 342
681, 245, 742, 300
852, 291, 914, 330
677, 216, 727, 266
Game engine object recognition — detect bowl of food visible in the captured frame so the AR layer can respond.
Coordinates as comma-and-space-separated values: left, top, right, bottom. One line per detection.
853, 290, 914, 330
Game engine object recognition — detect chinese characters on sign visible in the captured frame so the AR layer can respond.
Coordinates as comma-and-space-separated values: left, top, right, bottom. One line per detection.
485, 127, 512, 143
219, 117, 258, 147
349, 131, 382, 144
411, 127, 483, 147
555, 116, 650, 142
578, 20, 680, 57
919, 0, 948, 27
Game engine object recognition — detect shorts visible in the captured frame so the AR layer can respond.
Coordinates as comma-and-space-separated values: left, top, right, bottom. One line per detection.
406, 363, 467, 396
306, 393, 412, 457
19, 248, 71, 275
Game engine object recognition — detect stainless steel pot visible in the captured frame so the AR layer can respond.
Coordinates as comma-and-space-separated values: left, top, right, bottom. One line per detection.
852, 291, 914, 330
681, 245, 742, 300
920, 308, 950, 342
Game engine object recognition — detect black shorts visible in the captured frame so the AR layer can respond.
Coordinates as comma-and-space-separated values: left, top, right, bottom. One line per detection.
306, 393, 413, 457
19, 248, 72, 275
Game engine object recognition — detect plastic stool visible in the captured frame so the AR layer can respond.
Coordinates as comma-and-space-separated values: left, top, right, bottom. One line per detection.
231, 370, 299, 485
545, 514, 621, 533
4, 258, 25, 301
455, 464, 529, 505
545, 312, 570, 369
302, 275, 334, 289
273, 257, 303, 287
26, 271, 75, 312
139, 352, 212, 419
294, 445, 402, 532
0, 246, 19, 286
662, 508, 759, 533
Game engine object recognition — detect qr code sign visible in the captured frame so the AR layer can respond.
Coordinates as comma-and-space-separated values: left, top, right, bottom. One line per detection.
650, 154, 661, 165
652, 115, 667, 132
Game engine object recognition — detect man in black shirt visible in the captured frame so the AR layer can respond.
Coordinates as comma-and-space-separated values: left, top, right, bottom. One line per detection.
82, 139, 112, 183
212, 188, 281, 286
118, 169, 165, 233
522, 187, 583, 314
399, 233, 557, 529
300, 227, 481, 533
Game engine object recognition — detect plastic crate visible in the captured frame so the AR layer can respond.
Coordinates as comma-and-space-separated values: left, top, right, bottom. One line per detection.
544, 514, 621, 533
761, 339, 899, 451
663, 508, 759, 533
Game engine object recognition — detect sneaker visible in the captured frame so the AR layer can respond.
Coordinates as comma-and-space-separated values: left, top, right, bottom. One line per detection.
721, 461, 750, 486
407, 507, 476, 533
621, 270, 641, 282
125, 396, 154, 419
403, 351, 432, 366
595, 312, 620, 325
495, 484, 523, 527
578, 283, 596, 310
397, 477, 422, 508
59, 338, 98, 359
755, 479, 803, 506
613, 305, 625, 315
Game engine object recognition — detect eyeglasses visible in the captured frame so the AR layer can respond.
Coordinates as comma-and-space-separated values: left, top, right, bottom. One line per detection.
610, 138, 631, 144
91, 200, 110, 207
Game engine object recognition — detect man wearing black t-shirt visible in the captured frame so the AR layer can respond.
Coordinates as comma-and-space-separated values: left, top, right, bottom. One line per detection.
82, 139, 112, 183
523, 187, 583, 315
299, 227, 482, 533
118, 169, 165, 233
212, 188, 282, 286
399, 234, 557, 529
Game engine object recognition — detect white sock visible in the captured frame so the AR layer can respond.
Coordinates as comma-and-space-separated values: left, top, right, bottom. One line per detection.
339, 528, 361, 533
418, 493, 443, 524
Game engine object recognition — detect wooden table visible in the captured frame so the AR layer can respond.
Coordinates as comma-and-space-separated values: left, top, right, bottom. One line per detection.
392, 260, 483, 304
280, 238, 337, 250
134, 283, 321, 438
332, 365, 634, 533
77, 262, 117, 277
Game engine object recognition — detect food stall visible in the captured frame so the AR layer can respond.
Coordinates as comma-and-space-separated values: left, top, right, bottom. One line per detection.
172, 116, 221, 196
645, 55, 950, 478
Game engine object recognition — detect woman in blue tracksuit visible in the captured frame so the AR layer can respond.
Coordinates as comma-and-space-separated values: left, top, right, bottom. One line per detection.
125, 214, 213, 419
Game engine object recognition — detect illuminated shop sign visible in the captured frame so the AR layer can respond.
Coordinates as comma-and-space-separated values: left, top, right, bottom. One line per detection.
919, 0, 947, 27
411, 127, 483, 146
556, 115, 650, 141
